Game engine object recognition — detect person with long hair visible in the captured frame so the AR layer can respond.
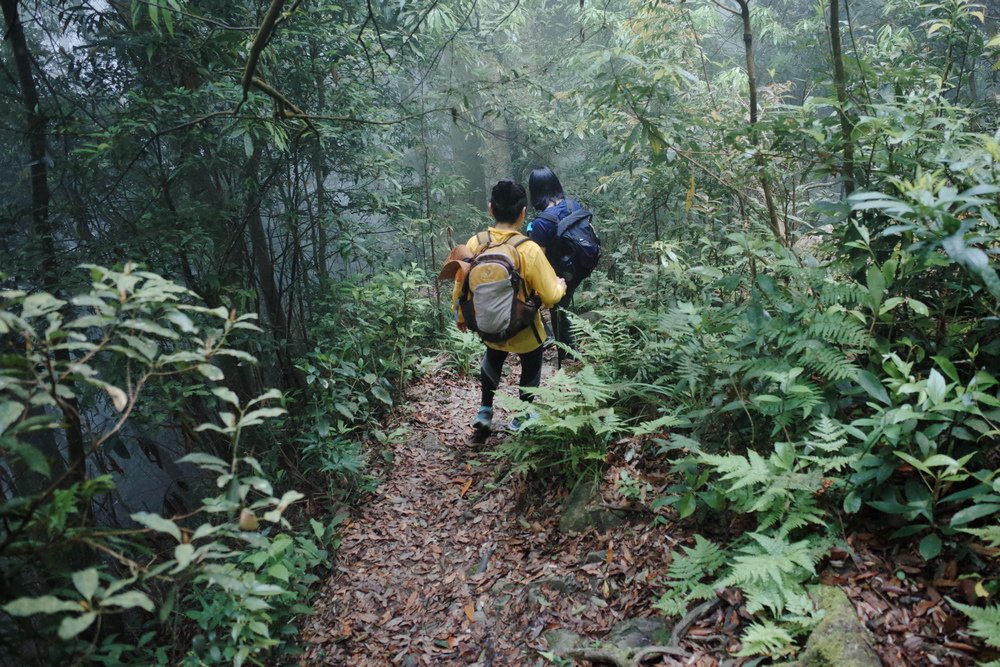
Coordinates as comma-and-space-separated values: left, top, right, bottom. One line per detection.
526, 166, 585, 361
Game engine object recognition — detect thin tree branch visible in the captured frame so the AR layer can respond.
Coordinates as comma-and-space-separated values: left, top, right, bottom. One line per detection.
239, 0, 288, 107
710, 0, 741, 16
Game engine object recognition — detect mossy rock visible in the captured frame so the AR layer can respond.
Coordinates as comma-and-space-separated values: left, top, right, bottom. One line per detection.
543, 628, 584, 655
795, 585, 880, 667
558, 477, 623, 533
607, 616, 671, 649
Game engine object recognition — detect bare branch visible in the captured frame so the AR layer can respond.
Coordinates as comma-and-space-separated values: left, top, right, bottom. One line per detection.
239, 0, 288, 106
710, 0, 741, 15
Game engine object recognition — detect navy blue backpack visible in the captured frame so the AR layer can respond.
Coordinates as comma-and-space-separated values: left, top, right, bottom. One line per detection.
536, 203, 602, 284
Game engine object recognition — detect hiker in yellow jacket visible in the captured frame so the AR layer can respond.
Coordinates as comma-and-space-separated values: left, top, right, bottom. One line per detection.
452, 179, 565, 435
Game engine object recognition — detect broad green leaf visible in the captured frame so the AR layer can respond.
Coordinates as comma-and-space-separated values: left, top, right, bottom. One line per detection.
879, 296, 905, 316
21, 293, 66, 318
212, 387, 240, 407
58, 612, 97, 639
922, 454, 961, 469
919, 533, 942, 560
927, 369, 947, 405
0, 402, 23, 434
371, 385, 393, 405
8, 441, 51, 476
72, 569, 100, 601
951, 503, 1000, 526
856, 370, 891, 405
131, 512, 181, 541
678, 494, 696, 519
163, 310, 197, 333
120, 319, 178, 339
173, 543, 195, 571
197, 364, 224, 381
895, 451, 930, 474
867, 266, 885, 310
101, 591, 154, 612
843, 492, 862, 514
247, 389, 282, 406
241, 407, 287, 426
908, 299, 929, 316
933, 356, 960, 383
4, 596, 80, 616
177, 452, 228, 469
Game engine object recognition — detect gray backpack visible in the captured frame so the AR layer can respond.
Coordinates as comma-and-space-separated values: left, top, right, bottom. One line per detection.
458, 232, 542, 344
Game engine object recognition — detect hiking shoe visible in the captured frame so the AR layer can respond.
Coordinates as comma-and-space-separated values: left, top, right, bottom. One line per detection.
471, 406, 493, 434
508, 412, 540, 433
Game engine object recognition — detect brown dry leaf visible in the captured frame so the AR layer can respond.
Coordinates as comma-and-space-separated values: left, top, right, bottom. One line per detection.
300, 372, 993, 667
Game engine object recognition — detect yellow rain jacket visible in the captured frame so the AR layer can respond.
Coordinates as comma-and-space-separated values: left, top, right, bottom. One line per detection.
452, 228, 565, 353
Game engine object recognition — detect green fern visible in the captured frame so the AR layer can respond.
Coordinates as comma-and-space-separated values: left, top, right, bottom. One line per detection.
962, 525, 1000, 548
654, 535, 727, 618
492, 366, 623, 480
806, 310, 869, 348
722, 533, 826, 615
794, 341, 861, 381
818, 280, 867, 307
950, 600, 1000, 649
734, 620, 796, 658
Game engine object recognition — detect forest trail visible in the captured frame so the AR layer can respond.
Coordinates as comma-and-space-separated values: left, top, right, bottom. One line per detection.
299, 355, 697, 666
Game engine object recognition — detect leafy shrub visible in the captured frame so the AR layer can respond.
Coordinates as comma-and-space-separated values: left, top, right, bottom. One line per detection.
441, 326, 482, 377
297, 266, 436, 492
0, 264, 329, 665
494, 366, 625, 481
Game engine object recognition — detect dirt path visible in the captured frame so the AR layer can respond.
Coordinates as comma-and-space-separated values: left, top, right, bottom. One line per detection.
298, 355, 990, 666
300, 358, 688, 666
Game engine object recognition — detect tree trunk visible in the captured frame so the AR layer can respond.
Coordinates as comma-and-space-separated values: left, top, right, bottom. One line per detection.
736, 0, 785, 244
2, 0, 87, 487
830, 0, 856, 196
244, 143, 306, 396
2, 0, 55, 279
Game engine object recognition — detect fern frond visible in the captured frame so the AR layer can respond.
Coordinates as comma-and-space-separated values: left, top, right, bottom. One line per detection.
806, 311, 869, 348
797, 343, 860, 381
700, 451, 772, 493
962, 525, 1000, 548
950, 601, 1000, 649
735, 620, 796, 658
818, 280, 867, 307
666, 535, 726, 583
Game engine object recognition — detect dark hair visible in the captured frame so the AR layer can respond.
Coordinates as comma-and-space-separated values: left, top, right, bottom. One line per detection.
489, 179, 527, 223
528, 167, 565, 211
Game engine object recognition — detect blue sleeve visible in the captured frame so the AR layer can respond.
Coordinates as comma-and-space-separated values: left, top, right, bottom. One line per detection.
526, 215, 555, 250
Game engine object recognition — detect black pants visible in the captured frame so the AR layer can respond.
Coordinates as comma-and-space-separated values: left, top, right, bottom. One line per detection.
480, 345, 544, 407
551, 278, 581, 359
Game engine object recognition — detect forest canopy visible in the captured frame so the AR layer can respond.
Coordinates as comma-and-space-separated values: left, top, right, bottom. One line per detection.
1, 0, 1000, 664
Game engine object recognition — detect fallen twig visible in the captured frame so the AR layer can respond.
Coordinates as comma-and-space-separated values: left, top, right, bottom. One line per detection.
669, 599, 721, 646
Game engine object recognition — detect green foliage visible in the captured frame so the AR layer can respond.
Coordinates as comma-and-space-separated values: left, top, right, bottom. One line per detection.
653, 536, 727, 617
949, 599, 1000, 650
0, 266, 331, 665
298, 267, 436, 493
734, 620, 797, 659
494, 366, 624, 481
441, 327, 483, 377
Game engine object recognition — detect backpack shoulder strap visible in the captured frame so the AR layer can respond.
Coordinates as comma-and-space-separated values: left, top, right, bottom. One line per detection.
475, 230, 491, 250
505, 233, 530, 248
501, 234, 534, 298
556, 209, 592, 237
536, 210, 560, 224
